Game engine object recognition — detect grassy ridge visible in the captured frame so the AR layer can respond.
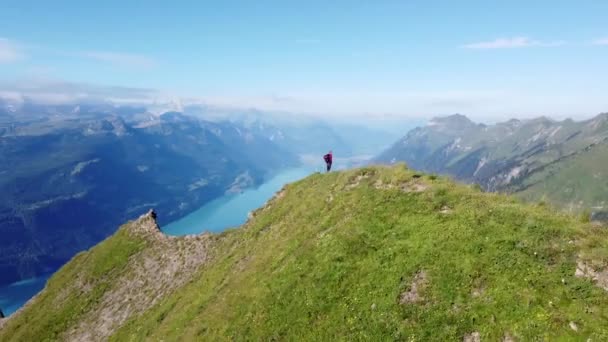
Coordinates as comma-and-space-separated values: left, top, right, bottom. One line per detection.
516, 143, 608, 212
108, 165, 608, 341
0, 228, 147, 341
377, 114, 608, 213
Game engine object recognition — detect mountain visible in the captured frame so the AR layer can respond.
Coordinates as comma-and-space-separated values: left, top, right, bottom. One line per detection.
376, 113, 608, 213
181, 104, 404, 158
180, 105, 348, 156
2, 165, 608, 340
0, 107, 296, 287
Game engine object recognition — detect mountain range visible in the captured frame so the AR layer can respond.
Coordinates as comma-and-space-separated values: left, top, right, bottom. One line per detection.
179, 104, 406, 158
377, 113, 608, 215
0, 102, 297, 287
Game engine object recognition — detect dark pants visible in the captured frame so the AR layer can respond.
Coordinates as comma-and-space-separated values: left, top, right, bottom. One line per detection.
326, 162, 332, 172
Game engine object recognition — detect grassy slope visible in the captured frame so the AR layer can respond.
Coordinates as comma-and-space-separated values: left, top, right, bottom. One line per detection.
516, 143, 608, 212
0, 228, 147, 341
104, 165, 608, 341
382, 115, 608, 213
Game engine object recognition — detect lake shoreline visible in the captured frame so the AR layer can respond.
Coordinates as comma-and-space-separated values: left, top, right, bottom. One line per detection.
0, 166, 316, 316
162, 166, 314, 236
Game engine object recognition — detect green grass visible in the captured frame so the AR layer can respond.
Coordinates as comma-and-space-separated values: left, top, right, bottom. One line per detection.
107, 165, 608, 341
3, 165, 608, 341
0, 226, 147, 342
516, 143, 608, 212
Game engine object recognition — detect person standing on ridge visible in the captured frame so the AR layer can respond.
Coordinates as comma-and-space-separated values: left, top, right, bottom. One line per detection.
323, 150, 333, 172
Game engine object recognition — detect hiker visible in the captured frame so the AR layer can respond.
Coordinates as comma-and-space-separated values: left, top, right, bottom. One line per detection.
150, 209, 157, 220
323, 150, 333, 172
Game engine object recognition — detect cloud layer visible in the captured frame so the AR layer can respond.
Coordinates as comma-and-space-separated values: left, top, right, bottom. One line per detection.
0, 38, 22, 63
1, 78, 607, 122
81, 51, 157, 69
0, 79, 160, 105
462, 37, 565, 49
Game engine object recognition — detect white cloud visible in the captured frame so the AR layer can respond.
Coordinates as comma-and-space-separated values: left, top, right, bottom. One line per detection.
0, 38, 23, 63
81, 51, 157, 69
462, 37, 565, 49
0, 79, 161, 104
1, 80, 606, 121
592, 38, 608, 45
193, 90, 507, 119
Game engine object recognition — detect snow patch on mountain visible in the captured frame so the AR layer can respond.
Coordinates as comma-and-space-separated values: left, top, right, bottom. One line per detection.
71, 159, 100, 176
473, 157, 488, 177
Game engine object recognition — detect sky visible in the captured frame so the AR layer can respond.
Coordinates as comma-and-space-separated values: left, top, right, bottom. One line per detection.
1, 0, 608, 121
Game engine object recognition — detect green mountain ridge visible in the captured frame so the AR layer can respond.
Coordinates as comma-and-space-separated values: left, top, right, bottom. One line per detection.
377, 113, 608, 213
2, 165, 608, 341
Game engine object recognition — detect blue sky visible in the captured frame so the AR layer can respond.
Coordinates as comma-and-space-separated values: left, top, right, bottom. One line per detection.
1, 0, 607, 120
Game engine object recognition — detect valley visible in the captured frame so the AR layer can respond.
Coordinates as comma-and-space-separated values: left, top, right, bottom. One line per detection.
0, 103, 296, 287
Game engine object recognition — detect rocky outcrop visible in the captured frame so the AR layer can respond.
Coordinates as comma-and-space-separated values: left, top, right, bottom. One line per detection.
399, 270, 428, 304
575, 260, 608, 291
64, 211, 214, 342
1, 210, 215, 341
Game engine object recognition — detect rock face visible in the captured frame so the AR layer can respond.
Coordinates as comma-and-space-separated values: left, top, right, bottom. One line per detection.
376, 113, 608, 213
399, 270, 428, 304
575, 260, 608, 291
0, 310, 4, 331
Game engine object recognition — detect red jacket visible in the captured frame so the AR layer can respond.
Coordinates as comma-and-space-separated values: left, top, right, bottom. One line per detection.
323, 153, 333, 163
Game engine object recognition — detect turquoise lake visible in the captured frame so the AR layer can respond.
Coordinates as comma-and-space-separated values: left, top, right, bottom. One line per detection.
0, 166, 322, 317
162, 167, 314, 235
0, 274, 50, 316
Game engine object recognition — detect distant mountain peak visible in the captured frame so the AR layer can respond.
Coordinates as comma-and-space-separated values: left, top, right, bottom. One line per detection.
159, 111, 191, 122
429, 113, 472, 124
524, 116, 556, 126
84, 115, 130, 136
495, 118, 522, 129
377, 111, 608, 216
591, 112, 608, 121
427, 114, 477, 131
